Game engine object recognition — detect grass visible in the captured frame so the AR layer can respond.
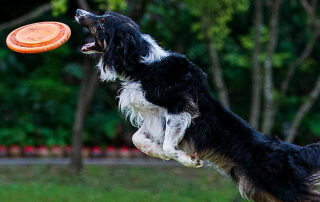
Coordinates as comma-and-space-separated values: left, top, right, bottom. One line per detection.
0, 164, 245, 202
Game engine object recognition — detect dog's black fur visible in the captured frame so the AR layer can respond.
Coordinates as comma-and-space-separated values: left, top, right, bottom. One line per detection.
76, 9, 320, 201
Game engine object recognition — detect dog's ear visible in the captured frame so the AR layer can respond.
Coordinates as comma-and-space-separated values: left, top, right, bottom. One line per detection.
103, 30, 127, 70
104, 30, 146, 73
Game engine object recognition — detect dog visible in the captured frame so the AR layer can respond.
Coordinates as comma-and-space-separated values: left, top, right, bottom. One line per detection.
75, 9, 320, 201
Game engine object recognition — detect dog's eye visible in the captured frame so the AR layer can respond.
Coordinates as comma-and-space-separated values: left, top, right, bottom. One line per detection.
101, 18, 106, 23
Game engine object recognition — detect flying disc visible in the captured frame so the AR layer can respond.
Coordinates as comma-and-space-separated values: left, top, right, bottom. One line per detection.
6, 22, 71, 54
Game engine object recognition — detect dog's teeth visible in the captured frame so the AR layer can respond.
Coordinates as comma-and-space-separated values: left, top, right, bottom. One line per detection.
81, 42, 95, 52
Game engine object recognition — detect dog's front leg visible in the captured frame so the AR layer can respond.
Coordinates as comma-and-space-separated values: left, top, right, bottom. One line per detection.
132, 125, 169, 160
163, 113, 203, 168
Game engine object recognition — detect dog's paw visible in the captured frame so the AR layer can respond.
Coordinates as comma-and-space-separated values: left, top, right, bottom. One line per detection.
177, 154, 203, 168
190, 154, 203, 168
182, 158, 203, 168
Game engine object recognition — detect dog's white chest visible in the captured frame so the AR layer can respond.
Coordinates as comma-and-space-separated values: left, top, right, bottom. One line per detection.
118, 82, 166, 142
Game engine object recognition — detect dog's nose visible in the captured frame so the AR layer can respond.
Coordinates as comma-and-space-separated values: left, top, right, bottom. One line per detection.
76, 9, 83, 17
75, 9, 97, 26
76, 9, 90, 18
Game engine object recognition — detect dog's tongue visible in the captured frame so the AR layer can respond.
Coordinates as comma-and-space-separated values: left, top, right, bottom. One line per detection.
81, 42, 95, 52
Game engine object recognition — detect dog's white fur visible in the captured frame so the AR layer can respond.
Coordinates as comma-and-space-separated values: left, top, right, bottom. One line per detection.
140, 34, 169, 64
97, 35, 203, 167
97, 59, 117, 82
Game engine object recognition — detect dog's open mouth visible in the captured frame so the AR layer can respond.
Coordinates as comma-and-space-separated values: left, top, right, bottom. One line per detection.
82, 41, 99, 53
81, 37, 105, 54
75, 10, 105, 54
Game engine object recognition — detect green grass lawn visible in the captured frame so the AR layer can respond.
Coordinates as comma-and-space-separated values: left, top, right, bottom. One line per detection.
0, 164, 245, 202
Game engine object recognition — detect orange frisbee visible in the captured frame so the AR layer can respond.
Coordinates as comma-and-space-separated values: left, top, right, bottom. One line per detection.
6, 21, 71, 54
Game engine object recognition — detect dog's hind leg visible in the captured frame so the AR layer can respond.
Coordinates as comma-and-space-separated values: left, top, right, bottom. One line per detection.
163, 113, 203, 168
132, 125, 169, 160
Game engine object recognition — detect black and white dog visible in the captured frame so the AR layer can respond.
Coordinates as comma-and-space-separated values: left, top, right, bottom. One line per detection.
75, 9, 320, 201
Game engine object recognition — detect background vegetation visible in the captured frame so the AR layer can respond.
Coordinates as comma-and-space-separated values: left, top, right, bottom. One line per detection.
1, 0, 320, 153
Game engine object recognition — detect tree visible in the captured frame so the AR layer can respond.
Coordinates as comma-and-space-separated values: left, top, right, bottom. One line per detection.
249, 0, 263, 128
69, 0, 98, 174
261, 0, 320, 140
71, 56, 99, 173
261, 0, 282, 135
285, 0, 320, 142
70, 0, 149, 173
286, 75, 320, 142
185, 0, 249, 109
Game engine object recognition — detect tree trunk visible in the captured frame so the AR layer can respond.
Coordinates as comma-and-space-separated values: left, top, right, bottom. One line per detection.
70, 57, 99, 173
70, 0, 148, 173
249, 0, 263, 129
268, 0, 319, 138
261, 0, 282, 135
209, 42, 230, 109
281, 0, 319, 95
286, 75, 320, 142
280, 33, 319, 95
70, 0, 94, 174
283, 0, 320, 142
300, 0, 314, 17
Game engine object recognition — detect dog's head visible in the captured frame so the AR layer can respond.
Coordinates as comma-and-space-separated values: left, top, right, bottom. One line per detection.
75, 9, 153, 73
75, 9, 140, 54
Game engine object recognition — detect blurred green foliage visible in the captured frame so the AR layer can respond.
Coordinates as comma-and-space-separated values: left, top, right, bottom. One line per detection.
51, 0, 68, 16
0, 0, 320, 146
94, 0, 127, 11
186, 0, 249, 49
